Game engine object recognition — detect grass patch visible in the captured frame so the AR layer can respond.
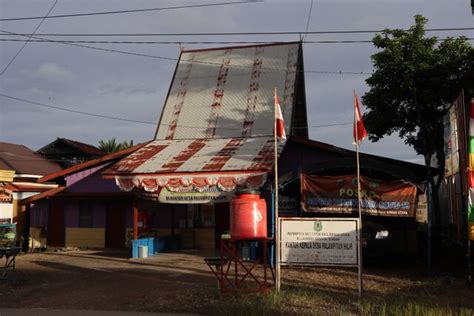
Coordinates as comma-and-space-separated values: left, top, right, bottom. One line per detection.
212, 288, 474, 315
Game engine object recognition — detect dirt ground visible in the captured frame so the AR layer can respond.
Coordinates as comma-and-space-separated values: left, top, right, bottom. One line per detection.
1, 250, 474, 314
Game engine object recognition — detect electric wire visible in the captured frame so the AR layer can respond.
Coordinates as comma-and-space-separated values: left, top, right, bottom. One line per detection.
1, 38, 472, 44
0, 30, 373, 75
0, 93, 353, 130
1, 27, 472, 36
0, 1, 263, 22
303, 0, 314, 42
0, 0, 57, 76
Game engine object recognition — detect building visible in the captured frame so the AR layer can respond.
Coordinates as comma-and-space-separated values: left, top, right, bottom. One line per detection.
0, 141, 61, 241
36, 138, 105, 169
21, 144, 145, 249
102, 42, 307, 249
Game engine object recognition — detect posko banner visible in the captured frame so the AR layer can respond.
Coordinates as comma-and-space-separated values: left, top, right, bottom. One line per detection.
301, 174, 417, 217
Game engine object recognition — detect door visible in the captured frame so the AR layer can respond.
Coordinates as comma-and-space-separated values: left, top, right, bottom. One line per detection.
214, 202, 230, 248
106, 203, 126, 248
48, 203, 65, 247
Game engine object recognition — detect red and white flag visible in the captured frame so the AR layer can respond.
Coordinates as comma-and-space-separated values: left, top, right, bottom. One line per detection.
275, 89, 286, 142
353, 93, 368, 145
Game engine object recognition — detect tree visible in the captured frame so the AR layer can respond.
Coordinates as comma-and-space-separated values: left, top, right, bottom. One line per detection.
362, 15, 474, 220
98, 138, 134, 154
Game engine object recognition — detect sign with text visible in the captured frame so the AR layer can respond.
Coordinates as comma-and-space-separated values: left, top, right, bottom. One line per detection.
301, 174, 417, 217
158, 187, 233, 204
280, 218, 359, 266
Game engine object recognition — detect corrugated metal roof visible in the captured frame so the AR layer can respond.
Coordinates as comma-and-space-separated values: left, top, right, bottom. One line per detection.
155, 42, 300, 140
0, 141, 62, 176
105, 137, 282, 176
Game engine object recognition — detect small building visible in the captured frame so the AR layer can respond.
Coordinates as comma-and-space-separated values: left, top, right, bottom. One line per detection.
36, 137, 105, 169
103, 42, 307, 249
21, 145, 145, 249
0, 141, 61, 241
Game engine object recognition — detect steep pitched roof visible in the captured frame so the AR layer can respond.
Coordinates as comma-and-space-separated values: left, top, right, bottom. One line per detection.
0, 141, 61, 176
155, 42, 306, 140
109, 42, 307, 178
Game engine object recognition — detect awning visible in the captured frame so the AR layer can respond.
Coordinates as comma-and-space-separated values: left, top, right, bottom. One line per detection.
105, 137, 282, 194
115, 172, 267, 193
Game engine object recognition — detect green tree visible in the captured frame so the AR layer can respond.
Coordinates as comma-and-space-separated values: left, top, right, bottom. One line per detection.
362, 15, 473, 218
98, 138, 134, 154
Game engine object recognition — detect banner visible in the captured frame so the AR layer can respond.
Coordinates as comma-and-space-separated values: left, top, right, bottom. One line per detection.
301, 174, 417, 217
158, 187, 233, 204
280, 218, 359, 266
443, 105, 460, 177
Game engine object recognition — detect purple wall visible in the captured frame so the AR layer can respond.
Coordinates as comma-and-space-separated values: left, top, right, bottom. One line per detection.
30, 200, 48, 227
63, 202, 106, 228
65, 165, 105, 187
92, 203, 106, 228
64, 203, 79, 227
65, 166, 122, 194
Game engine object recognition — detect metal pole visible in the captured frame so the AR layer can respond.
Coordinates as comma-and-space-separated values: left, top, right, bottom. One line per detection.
354, 91, 363, 298
427, 182, 432, 275
356, 139, 363, 298
274, 87, 281, 292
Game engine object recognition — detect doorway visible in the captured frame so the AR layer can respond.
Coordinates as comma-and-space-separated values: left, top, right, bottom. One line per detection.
106, 203, 126, 248
47, 203, 65, 247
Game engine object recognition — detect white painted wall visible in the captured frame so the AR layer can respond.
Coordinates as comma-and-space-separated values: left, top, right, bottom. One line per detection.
0, 203, 13, 223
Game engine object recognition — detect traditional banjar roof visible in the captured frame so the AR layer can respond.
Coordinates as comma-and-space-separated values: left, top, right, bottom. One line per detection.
105, 42, 308, 193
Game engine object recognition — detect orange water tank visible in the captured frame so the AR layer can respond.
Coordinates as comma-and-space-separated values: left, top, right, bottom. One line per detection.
230, 191, 267, 239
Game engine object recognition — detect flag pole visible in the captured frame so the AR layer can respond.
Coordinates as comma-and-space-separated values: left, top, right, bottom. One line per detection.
274, 87, 281, 292
354, 90, 363, 298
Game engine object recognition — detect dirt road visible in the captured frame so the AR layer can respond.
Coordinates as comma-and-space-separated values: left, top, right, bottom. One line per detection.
1, 250, 474, 314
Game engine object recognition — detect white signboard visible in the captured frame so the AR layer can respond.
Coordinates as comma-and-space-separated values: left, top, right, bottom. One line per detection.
280, 218, 359, 267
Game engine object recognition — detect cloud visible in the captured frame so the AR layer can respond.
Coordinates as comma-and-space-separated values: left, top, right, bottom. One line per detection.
34, 63, 74, 81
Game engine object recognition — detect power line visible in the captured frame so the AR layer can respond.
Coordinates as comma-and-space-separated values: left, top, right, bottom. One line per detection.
0, 29, 178, 62
0, 30, 373, 75
0, 92, 354, 130
0, 0, 57, 76
0, 1, 262, 22
0, 93, 157, 125
1, 27, 472, 37
303, 0, 314, 41
1, 38, 472, 45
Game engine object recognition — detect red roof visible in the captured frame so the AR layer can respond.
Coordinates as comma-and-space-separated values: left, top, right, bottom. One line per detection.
4, 183, 57, 193
0, 141, 62, 175
39, 142, 149, 183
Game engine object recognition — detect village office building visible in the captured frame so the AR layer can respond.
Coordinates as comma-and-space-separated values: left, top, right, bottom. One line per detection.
21, 42, 431, 255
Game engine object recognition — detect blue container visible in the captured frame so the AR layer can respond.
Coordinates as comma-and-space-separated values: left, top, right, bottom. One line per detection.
146, 238, 154, 256
132, 238, 154, 258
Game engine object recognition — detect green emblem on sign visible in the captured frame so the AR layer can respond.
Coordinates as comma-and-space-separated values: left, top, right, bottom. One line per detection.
314, 221, 323, 232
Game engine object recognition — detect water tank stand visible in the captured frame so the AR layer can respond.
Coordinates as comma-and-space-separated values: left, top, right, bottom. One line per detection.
205, 237, 274, 294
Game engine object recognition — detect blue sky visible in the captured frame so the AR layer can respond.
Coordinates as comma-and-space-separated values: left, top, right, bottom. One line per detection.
1, 0, 473, 164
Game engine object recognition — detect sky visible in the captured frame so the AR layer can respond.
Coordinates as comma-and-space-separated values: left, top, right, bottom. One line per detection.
0, 0, 473, 164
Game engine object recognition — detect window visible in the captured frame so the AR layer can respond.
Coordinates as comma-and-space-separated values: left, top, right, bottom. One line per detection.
79, 202, 93, 228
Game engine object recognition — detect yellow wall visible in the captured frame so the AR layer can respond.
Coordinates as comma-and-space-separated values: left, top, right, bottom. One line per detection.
29, 227, 47, 249
65, 228, 105, 248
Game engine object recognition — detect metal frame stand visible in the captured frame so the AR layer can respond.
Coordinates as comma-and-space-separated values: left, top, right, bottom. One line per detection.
205, 238, 274, 294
